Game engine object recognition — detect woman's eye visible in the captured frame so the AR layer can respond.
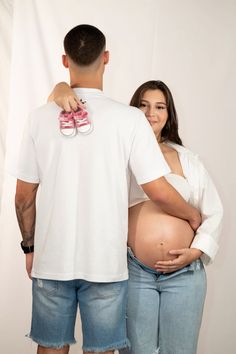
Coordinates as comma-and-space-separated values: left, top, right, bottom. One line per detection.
140, 103, 147, 108
157, 106, 166, 110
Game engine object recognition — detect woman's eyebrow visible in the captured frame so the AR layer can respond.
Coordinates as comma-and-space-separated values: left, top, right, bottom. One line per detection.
156, 102, 167, 105
141, 99, 167, 105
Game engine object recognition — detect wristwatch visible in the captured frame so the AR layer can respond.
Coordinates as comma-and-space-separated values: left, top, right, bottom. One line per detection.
20, 241, 34, 254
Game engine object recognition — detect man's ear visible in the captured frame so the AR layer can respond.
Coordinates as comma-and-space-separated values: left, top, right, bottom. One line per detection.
104, 50, 109, 65
62, 54, 69, 68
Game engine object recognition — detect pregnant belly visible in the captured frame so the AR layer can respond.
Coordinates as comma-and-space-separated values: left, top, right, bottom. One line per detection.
128, 201, 195, 269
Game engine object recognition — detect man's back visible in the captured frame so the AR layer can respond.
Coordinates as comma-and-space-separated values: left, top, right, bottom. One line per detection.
16, 88, 169, 281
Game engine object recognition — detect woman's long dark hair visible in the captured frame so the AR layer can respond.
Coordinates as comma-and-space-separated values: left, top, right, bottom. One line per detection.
130, 80, 183, 145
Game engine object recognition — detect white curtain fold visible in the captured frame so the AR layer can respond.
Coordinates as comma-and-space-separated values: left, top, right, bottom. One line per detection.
0, 0, 13, 210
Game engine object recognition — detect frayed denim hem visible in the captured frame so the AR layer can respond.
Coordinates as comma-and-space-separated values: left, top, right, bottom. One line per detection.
83, 338, 130, 352
26, 333, 76, 349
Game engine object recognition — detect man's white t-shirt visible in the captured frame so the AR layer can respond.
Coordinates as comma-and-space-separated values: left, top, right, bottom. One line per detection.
14, 88, 170, 282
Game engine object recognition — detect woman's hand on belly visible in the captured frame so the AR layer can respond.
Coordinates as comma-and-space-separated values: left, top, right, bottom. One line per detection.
154, 248, 203, 273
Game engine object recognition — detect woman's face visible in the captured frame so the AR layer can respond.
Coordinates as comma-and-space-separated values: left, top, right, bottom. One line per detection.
139, 89, 168, 141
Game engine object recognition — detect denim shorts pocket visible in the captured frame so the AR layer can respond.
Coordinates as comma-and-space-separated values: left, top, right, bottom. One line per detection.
94, 281, 127, 299
34, 278, 59, 296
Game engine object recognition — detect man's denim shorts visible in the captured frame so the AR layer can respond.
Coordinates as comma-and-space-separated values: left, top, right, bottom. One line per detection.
29, 277, 130, 352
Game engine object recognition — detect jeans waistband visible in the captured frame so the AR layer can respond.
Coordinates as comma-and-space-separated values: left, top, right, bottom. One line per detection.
127, 247, 203, 276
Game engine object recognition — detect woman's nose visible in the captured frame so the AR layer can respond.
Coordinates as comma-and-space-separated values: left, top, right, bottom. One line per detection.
147, 107, 157, 117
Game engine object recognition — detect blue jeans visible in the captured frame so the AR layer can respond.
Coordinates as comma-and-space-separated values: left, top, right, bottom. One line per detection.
120, 248, 206, 354
30, 278, 129, 352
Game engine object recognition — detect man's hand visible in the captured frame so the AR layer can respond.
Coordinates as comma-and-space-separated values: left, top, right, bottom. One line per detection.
154, 248, 203, 273
26, 253, 34, 279
188, 207, 202, 231
141, 178, 202, 230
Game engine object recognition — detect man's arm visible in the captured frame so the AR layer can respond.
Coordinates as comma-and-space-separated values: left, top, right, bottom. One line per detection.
141, 176, 201, 230
15, 180, 39, 279
15, 179, 39, 246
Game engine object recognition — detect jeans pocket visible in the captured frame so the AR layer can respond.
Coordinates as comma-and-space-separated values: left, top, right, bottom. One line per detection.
188, 259, 203, 272
34, 278, 59, 296
94, 281, 127, 299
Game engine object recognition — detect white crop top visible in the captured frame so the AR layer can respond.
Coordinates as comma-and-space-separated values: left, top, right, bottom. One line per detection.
129, 173, 191, 207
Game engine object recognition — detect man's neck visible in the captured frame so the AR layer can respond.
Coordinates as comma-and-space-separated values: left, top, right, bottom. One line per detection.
70, 73, 103, 90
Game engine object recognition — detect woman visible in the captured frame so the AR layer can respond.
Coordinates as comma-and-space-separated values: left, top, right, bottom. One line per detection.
49, 80, 223, 354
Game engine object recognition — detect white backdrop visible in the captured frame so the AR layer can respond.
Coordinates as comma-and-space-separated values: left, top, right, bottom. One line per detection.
0, 0, 235, 353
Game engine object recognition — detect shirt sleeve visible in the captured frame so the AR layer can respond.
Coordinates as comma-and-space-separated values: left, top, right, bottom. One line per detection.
190, 159, 223, 265
129, 112, 170, 185
11, 116, 40, 183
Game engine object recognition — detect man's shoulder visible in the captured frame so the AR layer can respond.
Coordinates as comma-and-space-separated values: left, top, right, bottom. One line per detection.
26, 103, 61, 130
29, 102, 60, 118
104, 97, 144, 117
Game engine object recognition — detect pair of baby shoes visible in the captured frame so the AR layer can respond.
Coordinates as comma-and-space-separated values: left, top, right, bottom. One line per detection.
59, 107, 93, 137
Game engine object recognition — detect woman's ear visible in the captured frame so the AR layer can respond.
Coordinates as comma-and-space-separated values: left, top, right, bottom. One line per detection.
62, 54, 69, 68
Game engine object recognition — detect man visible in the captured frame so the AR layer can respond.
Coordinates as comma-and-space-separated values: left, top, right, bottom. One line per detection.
14, 25, 201, 354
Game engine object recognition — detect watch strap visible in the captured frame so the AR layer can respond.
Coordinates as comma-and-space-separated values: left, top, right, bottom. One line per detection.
20, 241, 34, 254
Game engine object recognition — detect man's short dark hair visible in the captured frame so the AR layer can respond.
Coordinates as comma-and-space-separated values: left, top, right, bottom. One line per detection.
64, 24, 106, 66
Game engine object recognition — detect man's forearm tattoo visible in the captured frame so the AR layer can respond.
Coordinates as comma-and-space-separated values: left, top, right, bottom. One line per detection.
15, 198, 36, 246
